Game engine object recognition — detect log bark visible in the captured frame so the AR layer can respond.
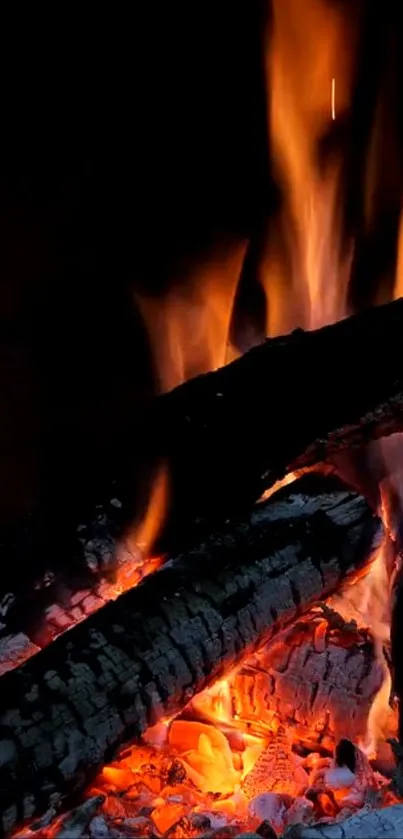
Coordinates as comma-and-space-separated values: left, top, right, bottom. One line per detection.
0, 540, 157, 674
0, 474, 380, 836
133, 297, 403, 543
285, 804, 403, 838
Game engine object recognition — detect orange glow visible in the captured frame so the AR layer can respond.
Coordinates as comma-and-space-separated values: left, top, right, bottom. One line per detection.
259, 470, 299, 501
63, 590, 394, 837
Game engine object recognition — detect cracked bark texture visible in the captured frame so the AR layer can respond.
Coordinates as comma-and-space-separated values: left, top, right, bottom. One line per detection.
288, 803, 403, 838
231, 610, 383, 750
138, 297, 403, 544
0, 474, 380, 836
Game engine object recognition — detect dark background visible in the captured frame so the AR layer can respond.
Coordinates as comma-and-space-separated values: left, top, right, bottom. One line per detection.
0, 2, 402, 585
0, 6, 270, 531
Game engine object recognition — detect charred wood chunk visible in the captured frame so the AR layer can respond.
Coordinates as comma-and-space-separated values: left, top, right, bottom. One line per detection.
230, 608, 383, 750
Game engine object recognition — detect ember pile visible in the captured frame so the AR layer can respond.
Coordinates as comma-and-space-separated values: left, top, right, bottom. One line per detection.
9, 590, 401, 839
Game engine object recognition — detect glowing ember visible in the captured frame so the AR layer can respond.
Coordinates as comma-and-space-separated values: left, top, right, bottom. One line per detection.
16, 594, 397, 838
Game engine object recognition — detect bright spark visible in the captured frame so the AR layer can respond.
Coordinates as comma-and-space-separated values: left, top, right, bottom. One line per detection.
331, 77, 336, 121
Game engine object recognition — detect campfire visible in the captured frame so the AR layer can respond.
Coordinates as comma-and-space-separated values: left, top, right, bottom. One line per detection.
4, 1, 403, 837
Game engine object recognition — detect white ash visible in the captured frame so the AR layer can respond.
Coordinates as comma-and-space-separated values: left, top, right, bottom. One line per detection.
89, 815, 110, 837
0, 592, 15, 617
51, 795, 104, 838
197, 811, 229, 830
287, 803, 403, 838
286, 797, 315, 826
323, 765, 356, 789
0, 633, 40, 675
45, 604, 75, 629
248, 792, 287, 833
70, 589, 92, 607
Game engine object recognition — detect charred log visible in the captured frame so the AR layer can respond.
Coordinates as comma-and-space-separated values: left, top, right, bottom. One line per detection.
229, 608, 383, 752
0, 542, 159, 674
0, 474, 380, 836
129, 297, 403, 546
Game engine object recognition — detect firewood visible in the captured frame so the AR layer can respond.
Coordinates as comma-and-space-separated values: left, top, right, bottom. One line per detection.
135, 297, 403, 543
0, 474, 380, 836
283, 803, 403, 838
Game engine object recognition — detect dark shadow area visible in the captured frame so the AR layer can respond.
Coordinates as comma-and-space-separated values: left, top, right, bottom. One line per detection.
0, 4, 272, 590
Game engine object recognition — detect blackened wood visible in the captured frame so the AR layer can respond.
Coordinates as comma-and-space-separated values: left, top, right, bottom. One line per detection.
136, 297, 403, 544
0, 474, 380, 836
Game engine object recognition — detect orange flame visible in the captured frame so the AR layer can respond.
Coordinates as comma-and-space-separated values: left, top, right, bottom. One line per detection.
261, 0, 356, 334
125, 462, 169, 559
135, 241, 246, 394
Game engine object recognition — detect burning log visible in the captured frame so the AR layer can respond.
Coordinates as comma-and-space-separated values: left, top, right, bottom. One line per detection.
0, 474, 380, 836
138, 298, 403, 541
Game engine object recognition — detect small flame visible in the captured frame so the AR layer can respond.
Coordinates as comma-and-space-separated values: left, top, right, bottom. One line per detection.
135, 242, 246, 394
126, 462, 170, 558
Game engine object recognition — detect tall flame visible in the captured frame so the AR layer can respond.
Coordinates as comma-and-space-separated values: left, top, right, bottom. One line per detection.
262, 0, 356, 333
